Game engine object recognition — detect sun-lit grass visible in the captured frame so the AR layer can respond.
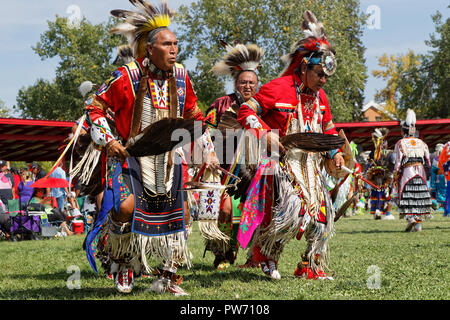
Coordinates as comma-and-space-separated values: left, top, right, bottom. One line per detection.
0, 210, 449, 300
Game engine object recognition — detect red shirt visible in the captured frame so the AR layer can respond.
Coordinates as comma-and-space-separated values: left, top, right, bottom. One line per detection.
86, 58, 204, 142
237, 73, 337, 137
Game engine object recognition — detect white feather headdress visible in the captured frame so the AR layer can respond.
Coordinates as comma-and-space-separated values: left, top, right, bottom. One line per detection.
211, 40, 264, 80
110, 0, 174, 59
401, 108, 417, 137
404, 109, 416, 127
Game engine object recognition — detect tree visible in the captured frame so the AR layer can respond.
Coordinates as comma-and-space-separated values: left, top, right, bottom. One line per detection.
0, 99, 10, 117
371, 50, 423, 119
371, 10, 449, 120
175, 0, 368, 121
421, 10, 450, 118
14, 16, 124, 120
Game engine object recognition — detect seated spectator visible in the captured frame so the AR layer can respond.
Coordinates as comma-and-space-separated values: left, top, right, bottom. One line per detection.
18, 170, 35, 210
10, 167, 21, 200
29, 162, 50, 196
66, 191, 82, 218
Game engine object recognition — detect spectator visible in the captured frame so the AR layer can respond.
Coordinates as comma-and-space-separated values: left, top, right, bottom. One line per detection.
29, 162, 50, 196
29, 190, 73, 237
66, 191, 81, 218
17, 170, 35, 210
0, 198, 11, 240
10, 167, 21, 200
49, 162, 69, 211
0, 160, 15, 209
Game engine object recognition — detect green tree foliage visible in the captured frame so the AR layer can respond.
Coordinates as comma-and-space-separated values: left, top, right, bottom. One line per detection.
421, 11, 449, 119
175, 0, 368, 121
14, 16, 124, 120
372, 10, 449, 120
372, 51, 423, 120
0, 99, 9, 117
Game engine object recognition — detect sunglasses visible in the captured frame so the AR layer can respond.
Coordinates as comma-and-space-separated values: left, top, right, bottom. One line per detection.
310, 69, 328, 79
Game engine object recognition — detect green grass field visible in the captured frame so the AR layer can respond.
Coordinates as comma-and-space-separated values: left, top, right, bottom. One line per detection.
1, 211, 449, 300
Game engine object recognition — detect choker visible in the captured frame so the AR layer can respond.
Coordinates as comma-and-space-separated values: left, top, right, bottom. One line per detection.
145, 60, 174, 80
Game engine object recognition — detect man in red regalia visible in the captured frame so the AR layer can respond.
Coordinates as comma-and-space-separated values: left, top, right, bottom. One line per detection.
236, 11, 344, 280
78, 0, 217, 296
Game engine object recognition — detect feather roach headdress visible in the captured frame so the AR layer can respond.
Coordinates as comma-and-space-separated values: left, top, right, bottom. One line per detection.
280, 10, 336, 77
211, 40, 265, 80
110, 0, 174, 59
401, 109, 417, 137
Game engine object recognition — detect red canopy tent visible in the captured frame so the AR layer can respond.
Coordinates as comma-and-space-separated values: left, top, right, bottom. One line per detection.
0, 117, 448, 162
0, 117, 74, 161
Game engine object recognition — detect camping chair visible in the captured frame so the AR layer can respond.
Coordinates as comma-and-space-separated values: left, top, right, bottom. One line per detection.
26, 202, 60, 238
8, 199, 41, 240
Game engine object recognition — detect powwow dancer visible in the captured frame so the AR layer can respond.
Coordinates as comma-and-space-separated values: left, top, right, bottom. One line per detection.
438, 141, 450, 217
431, 143, 446, 211
77, 0, 218, 295
393, 109, 432, 232
202, 40, 264, 270
365, 128, 395, 220
236, 11, 345, 280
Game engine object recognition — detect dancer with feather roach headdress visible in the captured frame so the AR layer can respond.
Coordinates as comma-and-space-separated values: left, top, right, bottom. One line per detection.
200, 40, 264, 270
393, 109, 432, 232
236, 11, 345, 280
72, 0, 219, 295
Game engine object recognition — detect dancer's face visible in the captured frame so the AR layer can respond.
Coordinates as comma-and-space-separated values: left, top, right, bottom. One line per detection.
301, 64, 328, 93
147, 29, 178, 71
235, 71, 258, 101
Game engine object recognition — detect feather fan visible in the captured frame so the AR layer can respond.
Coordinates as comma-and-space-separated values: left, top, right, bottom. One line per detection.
334, 193, 357, 222
280, 132, 345, 152
217, 111, 242, 131
126, 118, 206, 157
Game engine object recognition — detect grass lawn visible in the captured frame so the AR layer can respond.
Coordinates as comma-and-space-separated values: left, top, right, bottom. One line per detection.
0, 210, 449, 300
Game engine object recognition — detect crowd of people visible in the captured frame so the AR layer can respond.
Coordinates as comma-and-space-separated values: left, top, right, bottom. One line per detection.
0, 160, 92, 241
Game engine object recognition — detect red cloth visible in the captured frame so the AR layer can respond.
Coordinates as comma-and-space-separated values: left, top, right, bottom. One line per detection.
205, 93, 239, 127
237, 73, 337, 137
85, 58, 204, 184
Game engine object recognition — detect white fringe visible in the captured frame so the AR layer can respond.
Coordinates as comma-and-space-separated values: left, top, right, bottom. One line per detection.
129, 231, 191, 274
197, 220, 231, 245
108, 227, 191, 275
70, 142, 101, 184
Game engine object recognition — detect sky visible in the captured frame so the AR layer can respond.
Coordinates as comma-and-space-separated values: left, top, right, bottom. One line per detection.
0, 0, 448, 116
